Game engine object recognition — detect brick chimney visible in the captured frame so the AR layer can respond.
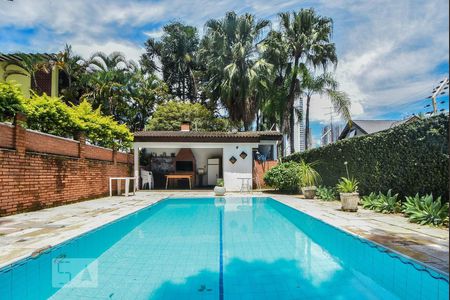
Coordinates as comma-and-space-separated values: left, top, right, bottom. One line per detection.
180, 121, 191, 131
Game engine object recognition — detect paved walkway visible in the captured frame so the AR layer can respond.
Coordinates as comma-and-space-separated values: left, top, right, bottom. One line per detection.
0, 191, 448, 273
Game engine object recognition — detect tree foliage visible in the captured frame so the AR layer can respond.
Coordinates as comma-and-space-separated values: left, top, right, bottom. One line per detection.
199, 12, 272, 129
146, 100, 229, 131
0, 81, 24, 122
141, 22, 199, 101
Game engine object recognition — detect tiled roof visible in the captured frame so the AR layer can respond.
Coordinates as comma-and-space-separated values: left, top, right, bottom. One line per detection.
134, 130, 283, 143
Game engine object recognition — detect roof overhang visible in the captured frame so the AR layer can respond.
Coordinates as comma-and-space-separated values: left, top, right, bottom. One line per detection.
133, 131, 283, 143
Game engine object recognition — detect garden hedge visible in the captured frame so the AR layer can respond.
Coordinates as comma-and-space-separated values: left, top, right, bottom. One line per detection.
284, 115, 449, 201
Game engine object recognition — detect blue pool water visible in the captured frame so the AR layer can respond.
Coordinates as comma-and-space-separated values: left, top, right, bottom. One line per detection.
0, 197, 448, 299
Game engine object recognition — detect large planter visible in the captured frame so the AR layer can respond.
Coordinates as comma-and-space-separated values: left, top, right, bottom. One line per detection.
302, 186, 317, 199
340, 192, 360, 212
214, 186, 226, 196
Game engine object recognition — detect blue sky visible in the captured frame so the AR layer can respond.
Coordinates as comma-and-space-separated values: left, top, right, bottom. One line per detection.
0, 0, 448, 144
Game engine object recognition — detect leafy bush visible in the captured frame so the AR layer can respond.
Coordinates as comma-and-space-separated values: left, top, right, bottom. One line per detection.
361, 192, 379, 210
284, 115, 449, 201
263, 161, 301, 194
216, 178, 224, 187
22, 92, 80, 137
403, 194, 449, 226
316, 186, 337, 201
0, 81, 24, 122
21, 92, 132, 148
336, 177, 359, 193
298, 160, 321, 187
375, 190, 401, 213
71, 100, 133, 148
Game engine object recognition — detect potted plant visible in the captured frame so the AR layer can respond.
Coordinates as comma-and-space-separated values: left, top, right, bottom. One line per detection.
336, 177, 360, 211
299, 161, 321, 199
214, 178, 226, 196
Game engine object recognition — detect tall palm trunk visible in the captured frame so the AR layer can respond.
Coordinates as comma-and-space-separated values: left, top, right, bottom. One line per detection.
286, 56, 299, 154
188, 66, 197, 102
304, 94, 311, 150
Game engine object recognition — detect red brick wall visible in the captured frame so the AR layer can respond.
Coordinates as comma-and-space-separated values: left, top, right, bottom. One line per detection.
253, 160, 278, 189
0, 123, 14, 149
0, 117, 133, 216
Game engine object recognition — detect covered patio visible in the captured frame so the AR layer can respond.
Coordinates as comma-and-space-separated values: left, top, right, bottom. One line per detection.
133, 123, 282, 191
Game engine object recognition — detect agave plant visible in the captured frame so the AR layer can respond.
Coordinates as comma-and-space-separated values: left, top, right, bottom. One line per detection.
403, 194, 449, 226
336, 177, 359, 193
316, 186, 337, 201
361, 192, 378, 210
375, 190, 400, 213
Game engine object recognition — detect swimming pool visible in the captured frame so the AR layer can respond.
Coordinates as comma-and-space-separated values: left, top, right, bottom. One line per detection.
0, 197, 448, 299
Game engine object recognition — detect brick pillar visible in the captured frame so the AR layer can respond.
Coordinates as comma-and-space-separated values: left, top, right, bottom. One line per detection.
112, 147, 117, 165
13, 113, 26, 156
75, 133, 86, 159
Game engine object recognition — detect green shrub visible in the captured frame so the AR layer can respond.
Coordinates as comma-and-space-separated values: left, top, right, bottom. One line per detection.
71, 100, 133, 148
284, 115, 449, 201
263, 161, 301, 194
298, 160, 321, 187
316, 186, 337, 201
336, 177, 359, 193
375, 190, 401, 213
403, 194, 449, 226
0, 81, 24, 122
22, 92, 80, 137
21, 93, 132, 148
361, 192, 379, 210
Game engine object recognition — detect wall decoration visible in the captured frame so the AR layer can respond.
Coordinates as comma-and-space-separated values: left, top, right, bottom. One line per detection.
229, 156, 237, 164
240, 151, 247, 159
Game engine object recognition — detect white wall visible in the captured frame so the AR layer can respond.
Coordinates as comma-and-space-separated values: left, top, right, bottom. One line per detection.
222, 144, 255, 191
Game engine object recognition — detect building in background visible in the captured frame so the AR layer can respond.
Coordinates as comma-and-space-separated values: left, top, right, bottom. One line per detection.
338, 116, 419, 140
321, 124, 343, 146
0, 53, 59, 98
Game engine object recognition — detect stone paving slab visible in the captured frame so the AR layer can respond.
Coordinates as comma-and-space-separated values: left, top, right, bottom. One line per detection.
0, 191, 448, 274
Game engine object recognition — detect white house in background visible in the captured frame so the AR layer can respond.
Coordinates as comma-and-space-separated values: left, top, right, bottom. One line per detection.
133, 122, 282, 191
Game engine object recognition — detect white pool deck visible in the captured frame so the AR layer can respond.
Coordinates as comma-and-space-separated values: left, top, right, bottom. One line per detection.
0, 191, 448, 273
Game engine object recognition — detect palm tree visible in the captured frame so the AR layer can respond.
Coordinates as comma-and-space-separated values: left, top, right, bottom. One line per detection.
1, 53, 51, 94
199, 11, 272, 130
88, 51, 129, 72
53, 44, 87, 104
82, 51, 134, 117
278, 9, 337, 153
301, 68, 351, 149
141, 22, 199, 101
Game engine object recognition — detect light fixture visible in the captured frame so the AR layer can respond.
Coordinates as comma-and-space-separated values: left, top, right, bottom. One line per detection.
229, 156, 237, 164
240, 151, 247, 159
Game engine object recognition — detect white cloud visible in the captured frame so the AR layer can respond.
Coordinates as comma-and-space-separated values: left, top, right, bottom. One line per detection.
72, 41, 144, 64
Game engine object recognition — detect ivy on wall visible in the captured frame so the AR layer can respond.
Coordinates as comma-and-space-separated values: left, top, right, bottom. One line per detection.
284, 115, 449, 200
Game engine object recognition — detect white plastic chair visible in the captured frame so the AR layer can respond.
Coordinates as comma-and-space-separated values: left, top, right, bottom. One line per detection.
140, 170, 154, 190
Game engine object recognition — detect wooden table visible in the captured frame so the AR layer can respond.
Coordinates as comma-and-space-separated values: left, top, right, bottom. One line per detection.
165, 174, 193, 189
109, 177, 137, 197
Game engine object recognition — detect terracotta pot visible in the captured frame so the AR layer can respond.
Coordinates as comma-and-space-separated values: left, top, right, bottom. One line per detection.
214, 186, 226, 196
340, 192, 360, 212
301, 186, 317, 199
